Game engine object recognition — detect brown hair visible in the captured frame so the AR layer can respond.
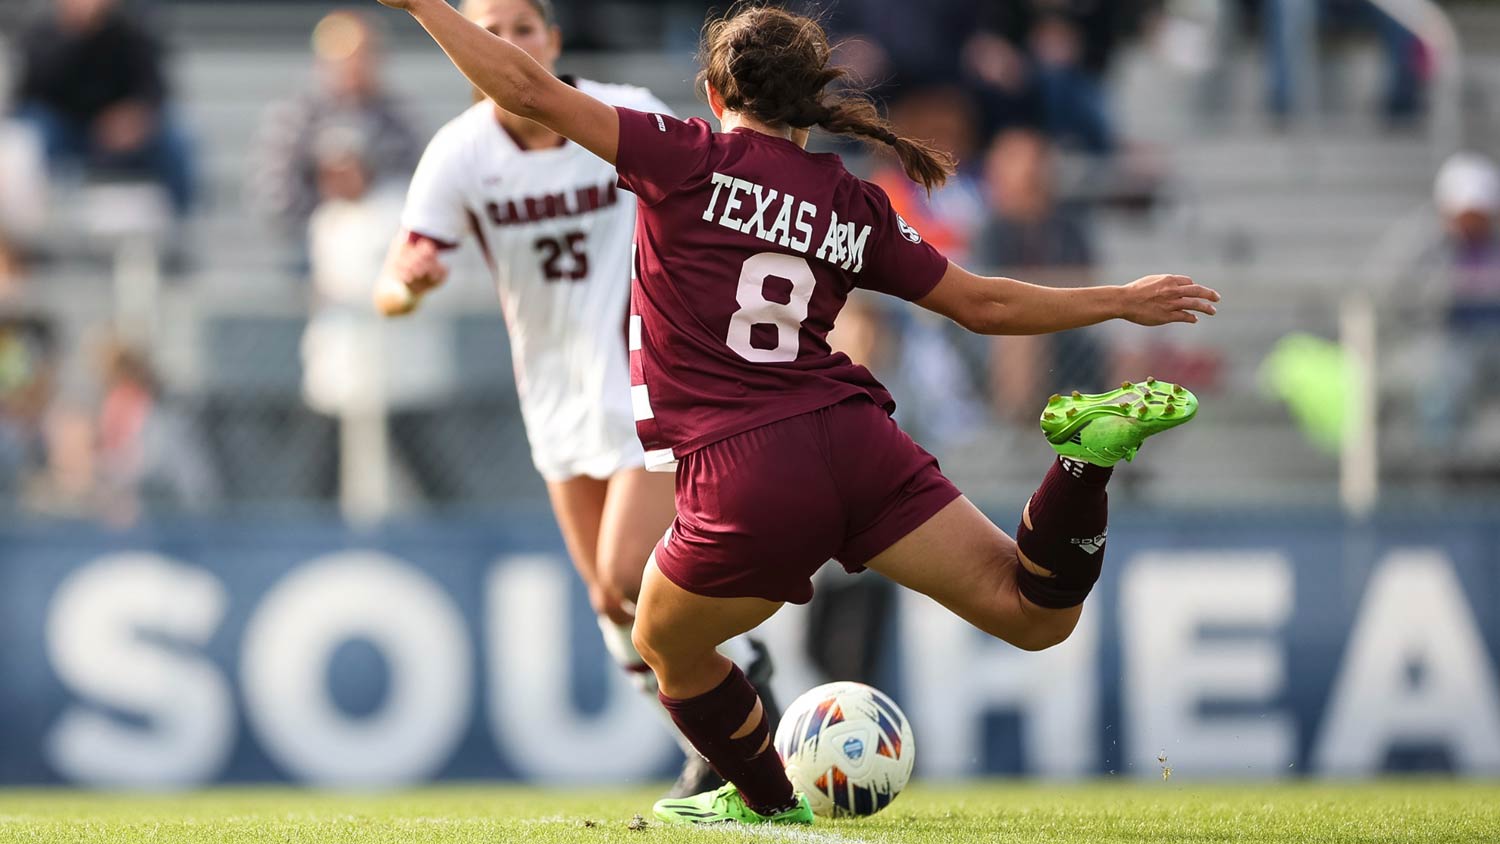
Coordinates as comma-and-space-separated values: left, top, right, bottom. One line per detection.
698, 5, 955, 191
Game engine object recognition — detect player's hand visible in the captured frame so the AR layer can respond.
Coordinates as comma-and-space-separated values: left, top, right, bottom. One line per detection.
589, 582, 635, 626
374, 277, 420, 316
395, 237, 450, 296
1120, 274, 1220, 326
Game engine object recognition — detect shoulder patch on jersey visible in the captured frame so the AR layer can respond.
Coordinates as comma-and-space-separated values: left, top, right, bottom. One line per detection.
896, 214, 923, 244
654, 114, 667, 132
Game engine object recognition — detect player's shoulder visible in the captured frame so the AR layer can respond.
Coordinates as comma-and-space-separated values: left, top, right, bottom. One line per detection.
574, 77, 674, 116
848, 172, 929, 245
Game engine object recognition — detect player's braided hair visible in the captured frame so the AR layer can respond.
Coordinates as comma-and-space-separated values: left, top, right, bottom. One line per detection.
698, 5, 954, 192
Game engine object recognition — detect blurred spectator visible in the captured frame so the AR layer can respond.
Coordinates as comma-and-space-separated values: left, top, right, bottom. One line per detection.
93, 340, 221, 523
1380, 153, 1500, 455
813, 0, 975, 90
870, 88, 987, 264
250, 9, 421, 254
9, 0, 196, 215
973, 128, 1106, 423
862, 88, 990, 449
829, 291, 986, 452
826, 291, 890, 380
1259, 0, 1425, 124
1, 117, 49, 290
300, 128, 457, 506
965, 1, 1136, 154
0, 240, 18, 295
0, 318, 57, 503
1431, 155, 1500, 322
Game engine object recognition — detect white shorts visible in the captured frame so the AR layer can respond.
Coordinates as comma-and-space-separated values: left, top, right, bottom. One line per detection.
525, 412, 647, 483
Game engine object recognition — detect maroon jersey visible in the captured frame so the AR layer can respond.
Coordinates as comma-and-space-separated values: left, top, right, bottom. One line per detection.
615, 107, 949, 469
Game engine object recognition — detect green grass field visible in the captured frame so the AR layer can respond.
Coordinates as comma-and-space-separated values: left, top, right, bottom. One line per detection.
2, 781, 1497, 843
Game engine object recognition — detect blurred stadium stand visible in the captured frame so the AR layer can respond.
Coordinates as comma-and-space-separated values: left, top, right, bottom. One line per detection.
3, 0, 1500, 520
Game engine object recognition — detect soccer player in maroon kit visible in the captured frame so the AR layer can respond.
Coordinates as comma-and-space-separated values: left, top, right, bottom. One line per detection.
376, 0, 1220, 825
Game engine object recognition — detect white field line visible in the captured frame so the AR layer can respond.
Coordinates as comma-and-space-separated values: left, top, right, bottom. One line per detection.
696, 825, 875, 844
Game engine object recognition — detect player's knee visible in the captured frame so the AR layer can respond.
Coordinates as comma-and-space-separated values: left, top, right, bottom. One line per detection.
1003, 605, 1081, 651
598, 551, 645, 604
632, 617, 689, 671
630, 621, 662, 671
1007, 625, 1073, 652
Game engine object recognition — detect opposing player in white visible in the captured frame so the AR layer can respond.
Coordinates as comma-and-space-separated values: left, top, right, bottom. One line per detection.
373, 0, 776, 796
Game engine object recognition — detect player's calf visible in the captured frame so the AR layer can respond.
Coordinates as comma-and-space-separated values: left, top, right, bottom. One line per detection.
1017, 378, 1198, 612
1013, 456, 1112, 612
655, 664, 801, 821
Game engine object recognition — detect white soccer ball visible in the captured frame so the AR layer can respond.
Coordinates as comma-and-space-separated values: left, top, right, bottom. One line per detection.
774, 681, 915, 818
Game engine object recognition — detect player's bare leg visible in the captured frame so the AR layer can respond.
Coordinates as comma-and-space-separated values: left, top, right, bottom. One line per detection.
595, 467, 676, 604
865, 496, 1082, 651
633, 560, 811, 824
870, 378, 1198, 647
632, 561, 781, 696
589, 467, 709, 784
549, 474, 673, 728
544, 476, 627, 622
595, 467, 784, 796
547, 473, 702, 766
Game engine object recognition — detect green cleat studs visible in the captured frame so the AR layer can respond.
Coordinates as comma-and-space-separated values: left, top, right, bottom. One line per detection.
1037, 379, 1199, 467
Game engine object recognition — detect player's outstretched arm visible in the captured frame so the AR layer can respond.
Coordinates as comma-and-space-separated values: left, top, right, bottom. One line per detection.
916, 261, 1220, 336
375, 0, 620, 163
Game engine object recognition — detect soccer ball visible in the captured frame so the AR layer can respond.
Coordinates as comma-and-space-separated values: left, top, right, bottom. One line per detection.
774, 681, 915, 818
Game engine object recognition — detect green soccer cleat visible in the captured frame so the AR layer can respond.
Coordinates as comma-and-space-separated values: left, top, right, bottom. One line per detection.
1040, 377, 1199, 467
652, 783, 814, 826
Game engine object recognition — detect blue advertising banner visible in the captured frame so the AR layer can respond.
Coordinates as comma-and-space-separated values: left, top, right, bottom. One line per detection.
2, 509, 1498, 786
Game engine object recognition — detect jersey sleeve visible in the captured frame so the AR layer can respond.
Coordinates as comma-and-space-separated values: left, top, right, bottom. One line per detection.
614, 107, 713, 206
855, 182, 951, 301
399, 125, 469, 247
635, 91, 676, 119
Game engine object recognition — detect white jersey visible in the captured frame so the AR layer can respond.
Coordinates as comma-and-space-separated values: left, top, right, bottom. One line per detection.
401, 79, 668, 481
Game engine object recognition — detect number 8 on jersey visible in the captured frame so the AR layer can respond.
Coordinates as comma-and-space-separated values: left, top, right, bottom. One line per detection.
726, 253, 817, 363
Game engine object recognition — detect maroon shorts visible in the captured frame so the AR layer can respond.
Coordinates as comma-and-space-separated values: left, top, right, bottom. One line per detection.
652, 397, 962, 605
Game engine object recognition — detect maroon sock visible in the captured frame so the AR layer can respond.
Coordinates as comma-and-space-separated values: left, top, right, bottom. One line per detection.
659, 664, 795, 814
1015, 456, 1112, 609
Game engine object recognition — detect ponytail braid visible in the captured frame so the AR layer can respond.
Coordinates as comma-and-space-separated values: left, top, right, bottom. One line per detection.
813, 93, 954, 192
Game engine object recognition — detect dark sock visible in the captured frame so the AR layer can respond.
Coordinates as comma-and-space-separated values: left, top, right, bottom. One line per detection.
1015, 456, 1112, 609
659, 664, 795, 814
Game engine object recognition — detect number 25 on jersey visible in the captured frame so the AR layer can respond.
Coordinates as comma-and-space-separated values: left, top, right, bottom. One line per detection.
535, 231, 589, 282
